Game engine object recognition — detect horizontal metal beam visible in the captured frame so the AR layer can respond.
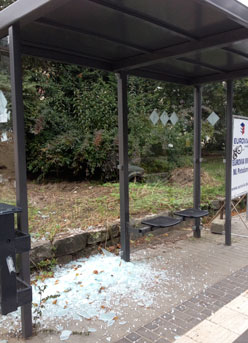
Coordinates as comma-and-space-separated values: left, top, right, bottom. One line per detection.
35, 18, 151, 54
178, 57, 227, 73
0, 0, 70, 39
129, 69, 191, 85
22, 41, 190, 84
191, 66, 248, 84
114, 27, 248, 71
195, 0, 248, 29
223, 46, 248, 61
21, 41, 112, 71
89, 0, 196, 41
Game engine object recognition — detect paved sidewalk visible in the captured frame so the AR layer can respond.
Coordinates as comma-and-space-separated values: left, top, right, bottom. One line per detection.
2, 214, 248, 343
115, 266, 248, 343
114, 214, 248, 343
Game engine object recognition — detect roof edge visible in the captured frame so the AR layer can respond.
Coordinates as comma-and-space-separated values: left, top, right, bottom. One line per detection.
0, 0, 70, 39
195, 0, 248, 29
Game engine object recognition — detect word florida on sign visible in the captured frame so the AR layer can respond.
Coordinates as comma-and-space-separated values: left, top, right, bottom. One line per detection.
232, 116, 248, 199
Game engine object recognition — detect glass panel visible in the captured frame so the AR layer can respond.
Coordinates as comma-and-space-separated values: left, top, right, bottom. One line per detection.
0, 36, 15, 204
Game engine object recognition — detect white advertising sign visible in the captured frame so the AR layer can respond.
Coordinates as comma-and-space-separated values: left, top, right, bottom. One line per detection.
232, 116, 248, 199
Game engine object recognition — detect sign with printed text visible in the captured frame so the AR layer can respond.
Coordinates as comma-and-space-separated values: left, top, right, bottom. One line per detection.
232, 116, 248, 199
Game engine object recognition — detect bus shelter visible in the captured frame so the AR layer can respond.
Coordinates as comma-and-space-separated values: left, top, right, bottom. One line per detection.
1, 0, 248, 337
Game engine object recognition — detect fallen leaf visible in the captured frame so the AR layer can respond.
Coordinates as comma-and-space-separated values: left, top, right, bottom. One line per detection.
93, 270, 98, 274
52, 300, 57, 305
113, 316, 119, 321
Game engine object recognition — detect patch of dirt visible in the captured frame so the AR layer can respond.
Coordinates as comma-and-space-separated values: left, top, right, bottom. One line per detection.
169, 167, 216, 186
0, 180, 120, 238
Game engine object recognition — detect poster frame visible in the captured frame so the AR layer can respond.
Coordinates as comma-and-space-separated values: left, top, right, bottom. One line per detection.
232, 115, 248, 200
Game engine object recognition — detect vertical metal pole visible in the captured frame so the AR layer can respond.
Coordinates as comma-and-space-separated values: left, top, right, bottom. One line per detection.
225, 80, 233, 246
117, 72, 130, 262
9, 24, 32, 337
193, 85, 202, 238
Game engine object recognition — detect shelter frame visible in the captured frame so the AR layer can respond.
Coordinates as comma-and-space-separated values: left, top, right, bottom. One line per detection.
1, 0, 245, 337
8, 23, 32, 338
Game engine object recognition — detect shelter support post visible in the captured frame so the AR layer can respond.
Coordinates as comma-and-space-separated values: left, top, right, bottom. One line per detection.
9, 24, 32, 338
117, 72, 130, 262
225, 80, 233, 246
193, 86, 202, 238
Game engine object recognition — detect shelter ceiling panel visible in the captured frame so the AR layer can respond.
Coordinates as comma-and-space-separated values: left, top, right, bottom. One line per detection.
149, 58, 220, 78
97, 0, 241, 38
20, 23, 139, 62
40, 0, 188, 52
184, 47, 248, 71
226, 40, 248, 59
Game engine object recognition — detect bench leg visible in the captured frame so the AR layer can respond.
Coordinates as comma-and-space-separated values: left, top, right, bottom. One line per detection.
193, 218, 201, 238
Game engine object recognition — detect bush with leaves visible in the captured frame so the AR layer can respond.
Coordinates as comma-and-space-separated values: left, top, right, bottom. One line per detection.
21, 61, 228, 180
23, 63, 120, 180
22, 62, 197, 180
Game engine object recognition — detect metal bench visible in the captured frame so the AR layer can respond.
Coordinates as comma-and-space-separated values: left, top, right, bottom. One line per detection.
130, 209, 208, 236
129, 216, 183, 235
174, 208, 209, 221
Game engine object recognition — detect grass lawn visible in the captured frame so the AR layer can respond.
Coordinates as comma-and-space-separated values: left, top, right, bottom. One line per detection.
0, 157, 225, 241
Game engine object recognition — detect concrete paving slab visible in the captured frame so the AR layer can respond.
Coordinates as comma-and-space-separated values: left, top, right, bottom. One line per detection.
209, 307, 248, 335
186, 320, 238, 343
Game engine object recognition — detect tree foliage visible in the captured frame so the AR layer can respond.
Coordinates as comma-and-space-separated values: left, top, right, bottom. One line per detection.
0, 0, 15, 10
22, 59, 228, 180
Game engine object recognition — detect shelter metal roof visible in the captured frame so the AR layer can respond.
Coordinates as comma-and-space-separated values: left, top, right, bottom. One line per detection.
1, 0, 248, 84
